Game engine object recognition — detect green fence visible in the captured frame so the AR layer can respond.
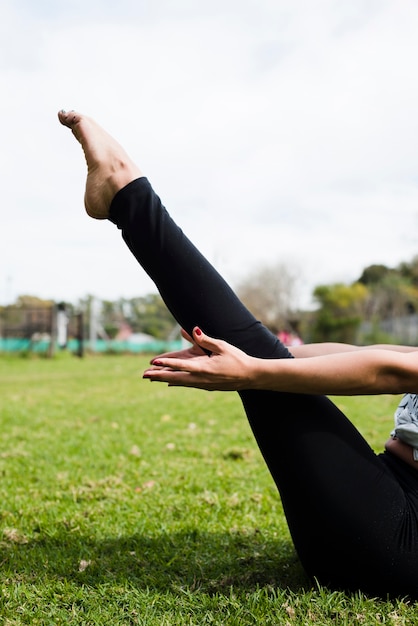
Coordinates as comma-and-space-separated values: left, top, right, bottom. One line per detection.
0, 338, 182, 355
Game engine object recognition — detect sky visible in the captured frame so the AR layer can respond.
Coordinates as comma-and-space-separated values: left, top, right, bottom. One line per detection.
2, 0, 418, 310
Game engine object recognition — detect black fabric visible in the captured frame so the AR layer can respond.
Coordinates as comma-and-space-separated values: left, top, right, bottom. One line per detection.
109, 177, 418, 598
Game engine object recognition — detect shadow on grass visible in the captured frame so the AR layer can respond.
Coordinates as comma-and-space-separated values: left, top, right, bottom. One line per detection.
1, 528, 309, 593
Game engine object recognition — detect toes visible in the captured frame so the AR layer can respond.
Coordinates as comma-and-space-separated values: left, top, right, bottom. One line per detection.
58, 109, 78, 128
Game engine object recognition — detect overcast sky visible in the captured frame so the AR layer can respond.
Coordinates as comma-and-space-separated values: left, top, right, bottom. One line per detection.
2, 0, 418, 309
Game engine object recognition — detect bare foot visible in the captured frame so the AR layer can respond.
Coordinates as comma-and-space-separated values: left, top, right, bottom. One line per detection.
58, 110, 143, 219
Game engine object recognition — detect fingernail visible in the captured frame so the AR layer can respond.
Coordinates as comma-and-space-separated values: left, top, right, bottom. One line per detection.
195, 327, 202, 336
152, 359, 163, 366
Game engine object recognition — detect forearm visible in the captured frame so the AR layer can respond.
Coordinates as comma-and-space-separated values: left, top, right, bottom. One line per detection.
144, 330, 418, 394
249, 349, 418, 395
291, 343, 418, 358
290, 343, 361, 357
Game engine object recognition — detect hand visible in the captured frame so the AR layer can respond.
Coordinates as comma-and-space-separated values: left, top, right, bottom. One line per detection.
148, 328, 207, 361
143, 327, 255, 391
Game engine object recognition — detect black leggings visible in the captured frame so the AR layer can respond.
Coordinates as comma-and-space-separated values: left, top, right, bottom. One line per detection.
109, 177, 418, 598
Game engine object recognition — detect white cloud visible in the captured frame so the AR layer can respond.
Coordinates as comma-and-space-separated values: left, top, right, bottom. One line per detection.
1, 0, 418, 309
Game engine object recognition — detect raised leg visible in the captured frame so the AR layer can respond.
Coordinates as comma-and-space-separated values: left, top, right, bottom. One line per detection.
59, 111, 417, 597
108, 177, 413, 596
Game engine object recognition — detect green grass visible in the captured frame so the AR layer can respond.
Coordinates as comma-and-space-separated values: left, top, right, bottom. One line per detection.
0, 353, 415, 624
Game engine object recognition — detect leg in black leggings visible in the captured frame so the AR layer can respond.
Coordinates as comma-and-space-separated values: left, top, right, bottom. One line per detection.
109, 177, 418, 598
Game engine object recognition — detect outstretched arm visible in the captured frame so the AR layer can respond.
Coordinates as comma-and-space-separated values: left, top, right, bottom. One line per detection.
143, 328, 418, 395
290, 342, 418, 357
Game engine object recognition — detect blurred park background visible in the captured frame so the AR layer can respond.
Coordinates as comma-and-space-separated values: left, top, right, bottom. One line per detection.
3, 253, 418, 357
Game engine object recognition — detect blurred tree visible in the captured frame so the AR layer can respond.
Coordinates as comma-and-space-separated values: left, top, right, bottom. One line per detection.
235, 261, 301, 333
359, 262, 418, 319
95, 293, 178, 340
128, 294, 177, 339
15, 295, 54, 308
363, 274, 418, 320
311, 282, 368, 343
398, 255, 418, 286
358, 264, 394, 286
0, 295, 55, 341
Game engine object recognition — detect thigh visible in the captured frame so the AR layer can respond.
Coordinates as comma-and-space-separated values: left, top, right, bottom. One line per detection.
241, 387, 416, 595
110, 179, 417, 595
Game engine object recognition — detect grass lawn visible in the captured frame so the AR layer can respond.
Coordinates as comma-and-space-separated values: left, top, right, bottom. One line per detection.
0, 352, 416, 624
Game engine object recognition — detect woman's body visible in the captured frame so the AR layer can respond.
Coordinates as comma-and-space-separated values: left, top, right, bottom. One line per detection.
59, 110, 418, 598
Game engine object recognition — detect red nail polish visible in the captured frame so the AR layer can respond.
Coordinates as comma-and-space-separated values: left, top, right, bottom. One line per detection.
152, 359, 163, 366
195, 327, 202, 336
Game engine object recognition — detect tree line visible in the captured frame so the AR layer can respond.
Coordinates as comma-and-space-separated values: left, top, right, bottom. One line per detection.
226, 255, 418, 345
2, 255, 418, 346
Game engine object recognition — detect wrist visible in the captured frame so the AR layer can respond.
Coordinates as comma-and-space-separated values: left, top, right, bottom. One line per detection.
247, 356, 277, 390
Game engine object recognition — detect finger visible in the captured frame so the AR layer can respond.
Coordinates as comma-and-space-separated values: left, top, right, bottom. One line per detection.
143, 360, 185, 376
192, 327, 226, 354
149, 344, 198, 363
150, 349, 185, 363
148, 356, 204, 372
180, 328, 194, 343
143, 368, 200, 388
